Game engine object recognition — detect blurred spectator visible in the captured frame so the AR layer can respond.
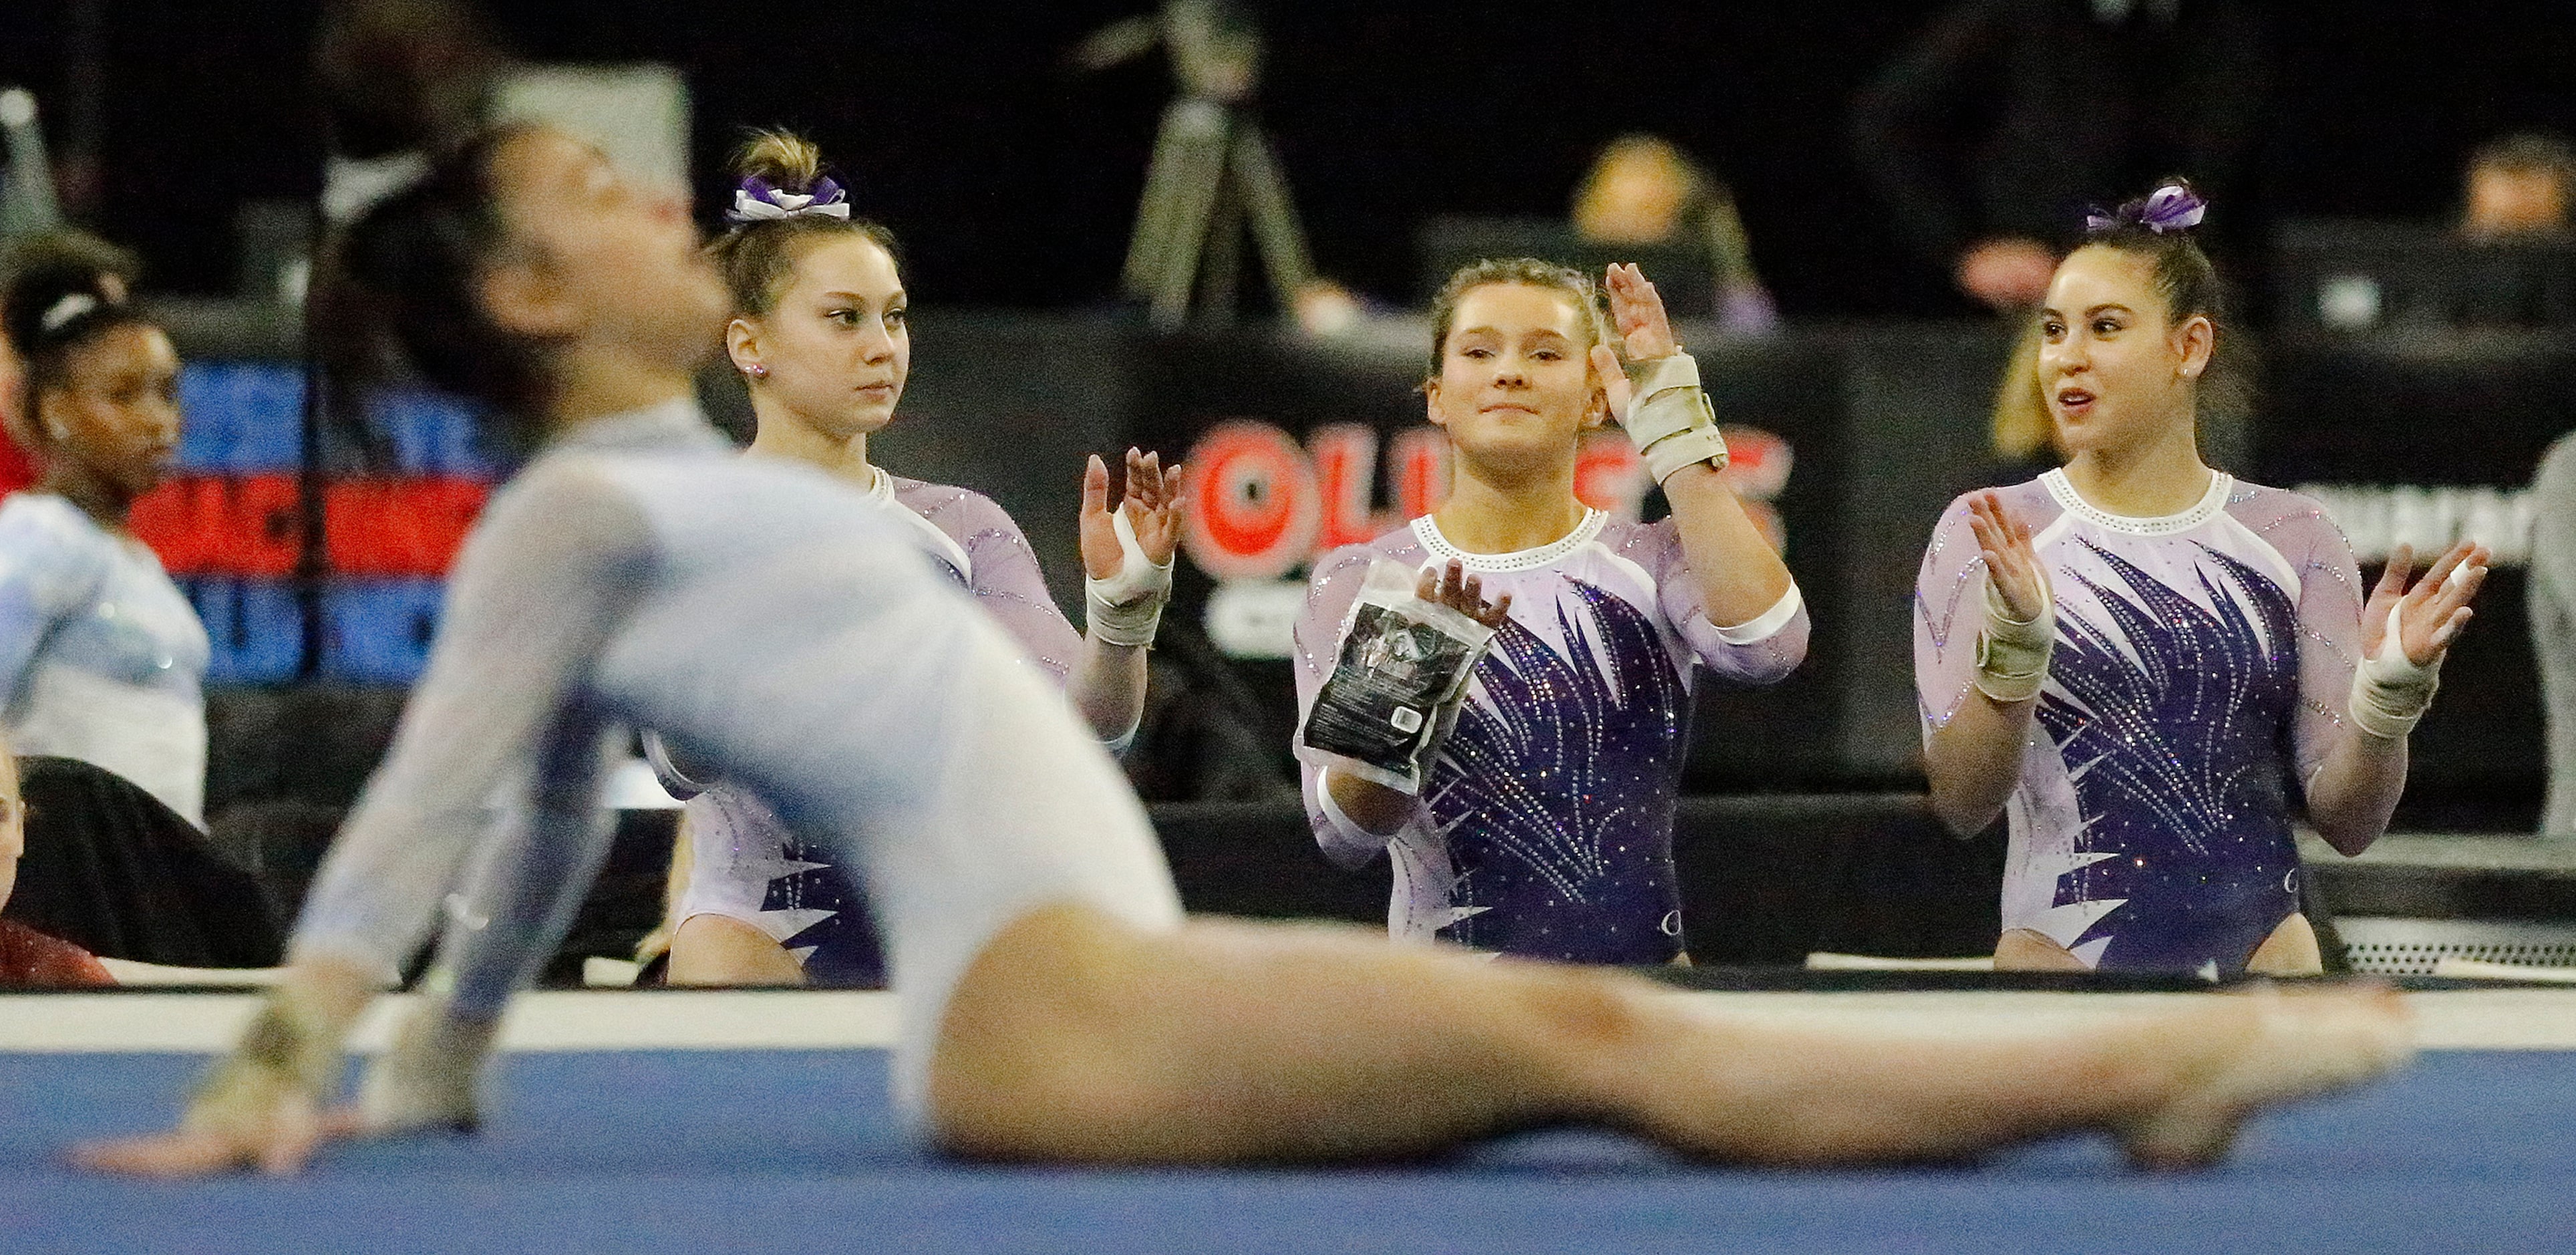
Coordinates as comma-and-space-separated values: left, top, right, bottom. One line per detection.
0, 231, 136, 496
2532, 432, 2576, 833
1983, 319, 2060, 480
2460, 132, 2575, 241
0, 744, 116, 986
1850, 0, 2267, 310
1573, 134, 1778, 333
0, 241, 210, 823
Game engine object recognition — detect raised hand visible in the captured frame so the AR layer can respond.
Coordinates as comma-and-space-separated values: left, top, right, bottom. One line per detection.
1415, 559, 1513, 630
1122, 448, 1182, 566
1082, 448, 1183, 581
1602, 263, 1678, 361
2362, 541, 2488, 666
1966, 492, 2048, 621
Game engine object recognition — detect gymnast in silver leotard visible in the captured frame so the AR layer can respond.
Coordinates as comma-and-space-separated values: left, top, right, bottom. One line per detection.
288, 396, 1182, 1117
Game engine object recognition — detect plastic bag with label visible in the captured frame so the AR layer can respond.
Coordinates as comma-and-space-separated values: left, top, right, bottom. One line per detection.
1297, 559, 1498, 795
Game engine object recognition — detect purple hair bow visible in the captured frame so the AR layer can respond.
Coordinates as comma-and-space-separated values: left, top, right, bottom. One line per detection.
2086, 183, 2208, 235
728, 174, 852, 225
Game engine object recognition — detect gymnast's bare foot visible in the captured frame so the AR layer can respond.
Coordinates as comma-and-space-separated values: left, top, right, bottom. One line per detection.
2116, 984, 2414, 1171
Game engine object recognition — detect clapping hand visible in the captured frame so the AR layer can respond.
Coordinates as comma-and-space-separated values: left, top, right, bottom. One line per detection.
1082, 448, 1183, 581
2362, 541, 2488, 666
1966, 491, 2049, 621
1588, 263, 1679, 422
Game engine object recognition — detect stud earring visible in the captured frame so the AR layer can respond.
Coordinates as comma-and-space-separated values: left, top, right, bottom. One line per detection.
746, 363, 768, 379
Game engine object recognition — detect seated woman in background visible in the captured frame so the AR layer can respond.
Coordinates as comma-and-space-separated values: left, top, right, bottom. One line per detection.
1573, 135, 1776, 335
2458, 131, 2575, 241
654, 130, 1180, 988
0, 239, 208, 825
1916, 182, 2486, 977
1294, 258, 1804, 964
0, 738, 116, 987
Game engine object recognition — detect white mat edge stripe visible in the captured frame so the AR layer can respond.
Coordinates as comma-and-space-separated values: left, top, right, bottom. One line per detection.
0, 990, 903, 1053
7, 989, 2576, 1053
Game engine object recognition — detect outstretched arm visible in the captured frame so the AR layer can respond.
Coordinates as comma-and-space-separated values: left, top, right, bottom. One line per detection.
1921, 492, 2054, 837
1071, 448, 1181, 748
1593, 264, 1794, 630
73, 464, 649, 1177
2306, 541, 2488, 855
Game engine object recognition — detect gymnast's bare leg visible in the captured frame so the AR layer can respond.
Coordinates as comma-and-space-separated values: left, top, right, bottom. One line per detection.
82, 900, 2406, 1177
931, 905, 2404, 1169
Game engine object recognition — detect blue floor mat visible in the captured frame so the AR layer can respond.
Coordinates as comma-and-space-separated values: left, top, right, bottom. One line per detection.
3, 1049, 2569, 1254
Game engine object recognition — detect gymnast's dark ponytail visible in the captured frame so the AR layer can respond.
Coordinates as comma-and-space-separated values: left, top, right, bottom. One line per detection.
315, 126, 548, 446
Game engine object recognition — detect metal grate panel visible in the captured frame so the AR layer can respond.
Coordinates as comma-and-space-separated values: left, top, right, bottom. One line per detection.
2336, 917, 2576, 976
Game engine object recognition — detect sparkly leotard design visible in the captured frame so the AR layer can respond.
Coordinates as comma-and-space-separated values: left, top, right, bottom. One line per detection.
1914, 470, 2366, 976
1432, 581, 1692, 961
1295, 511, 1806, 964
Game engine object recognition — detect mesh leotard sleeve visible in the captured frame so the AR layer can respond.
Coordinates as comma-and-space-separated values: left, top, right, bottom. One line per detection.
906, 484, 1084, 689
1632, 518, 1809, 683
287, 462, 650, 980
2262, 493, 2370, 793
1913, 493, 1989, 740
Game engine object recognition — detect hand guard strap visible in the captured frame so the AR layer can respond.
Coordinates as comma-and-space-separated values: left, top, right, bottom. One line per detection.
184, 983, 347, 1136
357, 994, 494, 1135
1621, 352, 1730, 482
1973, 576, 2056, 704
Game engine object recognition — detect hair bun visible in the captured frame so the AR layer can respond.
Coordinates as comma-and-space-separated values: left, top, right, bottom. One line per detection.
2086, 178, 2209, 237
1, 234, 135, 355
730, 129, 826, 196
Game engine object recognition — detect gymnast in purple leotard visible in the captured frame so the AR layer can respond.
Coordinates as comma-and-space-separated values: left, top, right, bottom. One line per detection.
1915, 182, 2488, 978
653, 131, 1180, 986
1294, 259, 1806, 965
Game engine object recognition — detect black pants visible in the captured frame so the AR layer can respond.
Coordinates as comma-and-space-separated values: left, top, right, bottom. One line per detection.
5, 756, 283, 968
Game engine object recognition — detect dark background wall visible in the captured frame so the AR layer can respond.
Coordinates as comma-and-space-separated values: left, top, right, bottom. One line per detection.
5, 1, 2576, 314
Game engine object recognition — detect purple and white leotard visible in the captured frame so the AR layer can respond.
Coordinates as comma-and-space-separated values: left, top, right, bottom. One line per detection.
1293, 510, 1806, 964
1914, 470, 2368, 976
668, 469, 1087, 986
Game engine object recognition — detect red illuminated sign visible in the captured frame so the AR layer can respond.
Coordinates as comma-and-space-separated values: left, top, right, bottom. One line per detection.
1180, 421, 1791, 580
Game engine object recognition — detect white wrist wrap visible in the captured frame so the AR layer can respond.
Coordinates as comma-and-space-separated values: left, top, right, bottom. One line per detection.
1620, 352, 1728, 482
2348, 603, 2440, 740
358, 995, 494, 1134
1973, 576, 2055, 703
186, 982, 347, 1135
1643, 426, 1732, 484
1085, 507, 1172, 648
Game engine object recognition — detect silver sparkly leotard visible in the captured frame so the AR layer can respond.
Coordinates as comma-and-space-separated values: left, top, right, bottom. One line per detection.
287, 398, 1183, 1121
